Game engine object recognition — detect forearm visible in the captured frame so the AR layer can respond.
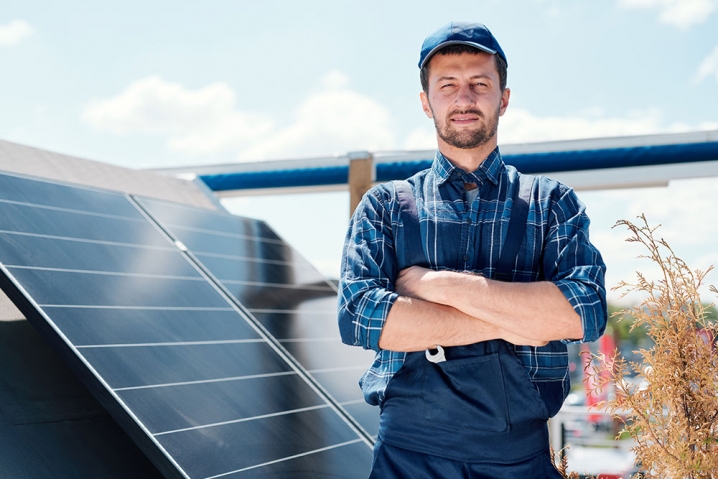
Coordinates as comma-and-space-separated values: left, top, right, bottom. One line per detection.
464, 277, 583, 341
397, 268, 583, 342
378, 295, 546, 351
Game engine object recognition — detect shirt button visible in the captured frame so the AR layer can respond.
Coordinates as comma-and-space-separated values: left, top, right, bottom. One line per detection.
463, 255, 470, 261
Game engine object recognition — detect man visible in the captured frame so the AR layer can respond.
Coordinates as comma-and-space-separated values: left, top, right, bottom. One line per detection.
338, 21, 607, 478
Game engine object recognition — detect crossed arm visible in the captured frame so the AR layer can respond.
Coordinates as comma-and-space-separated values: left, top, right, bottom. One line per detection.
378, 266, 583, 352
338, 185, 606, 355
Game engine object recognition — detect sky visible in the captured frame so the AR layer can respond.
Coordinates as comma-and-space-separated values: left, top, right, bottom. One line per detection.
1, 0, 718, 304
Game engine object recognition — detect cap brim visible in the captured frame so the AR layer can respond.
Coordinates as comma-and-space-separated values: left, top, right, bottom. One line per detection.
420, 41, 497, 69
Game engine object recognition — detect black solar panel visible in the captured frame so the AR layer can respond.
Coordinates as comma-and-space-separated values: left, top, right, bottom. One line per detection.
0, 171, 373, 478
137, 198, 380, 439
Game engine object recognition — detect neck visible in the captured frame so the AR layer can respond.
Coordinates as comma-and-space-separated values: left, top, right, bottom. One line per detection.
437, 137, 498, 173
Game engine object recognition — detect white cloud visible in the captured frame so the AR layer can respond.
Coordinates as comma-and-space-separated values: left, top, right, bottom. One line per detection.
83, 76, 273, 155
403, 127, 437, 150
618, 0, 716, 29
581, 176, 718, 302
623, 178, 718, 245
694, 44, 718, 84
498, 107, 715, 144
321, 70, 350, 90
0, 20, 33, 46
84, 71, 397, 161
237, 70, 396, 160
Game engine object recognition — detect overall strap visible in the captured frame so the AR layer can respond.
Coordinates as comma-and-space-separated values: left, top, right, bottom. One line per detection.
494, 174, 535, 282
393, 180, 424, 269
395, 175, 535, 277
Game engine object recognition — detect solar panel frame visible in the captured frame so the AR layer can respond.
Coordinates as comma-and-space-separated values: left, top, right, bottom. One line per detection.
0, 171, 373, 479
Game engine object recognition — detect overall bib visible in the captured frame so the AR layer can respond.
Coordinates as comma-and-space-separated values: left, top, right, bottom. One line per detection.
372, 177, 562, 477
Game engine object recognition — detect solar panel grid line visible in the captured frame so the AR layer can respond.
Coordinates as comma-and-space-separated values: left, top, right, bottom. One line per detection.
194, 251, 336, 290
35, 304, 236, 310
0, 193, 174, 249
193, 250, 299, 266
132, 195, 376, 447
134, 197, 382, 474
0, 169, 146, 217
153, 403, 332, 437
129, 197, 330, 363
162, 222, 287, 244
218, 278, 334, 291
0, 228, 178, 251
307, 365, 369, 374
151, 216, 286, 242
134, 196, 338, 291
247, 308, 334, 314
81, 341, 300, 390
10, 269, 229, 309
130, 197, 285, 242
176, 247, 328, 289
278, 337, 338, 342
75, 338, 268, 348
146, 260, 380, 443
0, 196, 148, 222
112, 370, 299, 392
0, 261, 191, 479
202, 439, 366, 479
130, 196, 376, 447
5, 264, 206, 282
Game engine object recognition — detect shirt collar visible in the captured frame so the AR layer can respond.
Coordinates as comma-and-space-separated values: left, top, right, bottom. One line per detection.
432, 147, 503, 187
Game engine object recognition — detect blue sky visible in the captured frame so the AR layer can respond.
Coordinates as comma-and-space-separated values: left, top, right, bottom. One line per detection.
1, 0, 717, 302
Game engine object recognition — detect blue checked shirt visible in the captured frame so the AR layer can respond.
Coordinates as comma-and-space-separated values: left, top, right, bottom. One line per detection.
338, 147, 607, 406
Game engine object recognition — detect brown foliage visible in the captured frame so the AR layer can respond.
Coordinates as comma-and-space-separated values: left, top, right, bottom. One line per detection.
550, 446, 591, 479
584, 215, 718, 478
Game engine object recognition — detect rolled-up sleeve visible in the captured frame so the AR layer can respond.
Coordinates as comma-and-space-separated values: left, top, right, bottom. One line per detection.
338, 188, 400, 351
544, 185, 607, 343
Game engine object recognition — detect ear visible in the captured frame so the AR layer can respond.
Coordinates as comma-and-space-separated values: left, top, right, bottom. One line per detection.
498, 87, 510, 117
420, 91, 434, 119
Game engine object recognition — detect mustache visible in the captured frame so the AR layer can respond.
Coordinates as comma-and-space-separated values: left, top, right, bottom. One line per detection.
447, 109, 484, 118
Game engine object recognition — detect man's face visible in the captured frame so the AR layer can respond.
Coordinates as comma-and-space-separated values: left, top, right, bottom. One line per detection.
420, 51, 510, 151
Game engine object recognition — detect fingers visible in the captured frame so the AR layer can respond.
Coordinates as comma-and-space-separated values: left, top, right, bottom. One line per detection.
502, 332, 549, 347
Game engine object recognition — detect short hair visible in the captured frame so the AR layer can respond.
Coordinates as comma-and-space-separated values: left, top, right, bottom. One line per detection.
419, 44, 508, 93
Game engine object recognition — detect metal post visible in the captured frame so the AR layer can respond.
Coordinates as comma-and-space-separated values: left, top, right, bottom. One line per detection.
348, 151, 374, 217
549, 416, 564, 456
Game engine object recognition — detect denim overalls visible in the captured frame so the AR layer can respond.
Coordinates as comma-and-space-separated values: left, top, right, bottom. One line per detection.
374, 177, 562, 473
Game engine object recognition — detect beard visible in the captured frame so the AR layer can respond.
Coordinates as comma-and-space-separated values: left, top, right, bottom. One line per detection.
433, 105, 501, 150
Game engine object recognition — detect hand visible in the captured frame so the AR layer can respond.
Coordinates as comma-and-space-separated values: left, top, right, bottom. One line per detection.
501, 331, 549, 347
395, 266, 439, 301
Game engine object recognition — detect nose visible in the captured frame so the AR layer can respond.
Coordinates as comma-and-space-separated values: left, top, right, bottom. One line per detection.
453, 83, 476, 109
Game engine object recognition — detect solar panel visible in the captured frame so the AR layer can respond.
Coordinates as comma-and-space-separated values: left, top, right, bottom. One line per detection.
0, 171, 373, 478
136, 198, 380, 439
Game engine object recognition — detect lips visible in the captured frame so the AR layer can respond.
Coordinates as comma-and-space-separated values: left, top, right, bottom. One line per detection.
451, 115, 479, 123
449, 110, 482, 125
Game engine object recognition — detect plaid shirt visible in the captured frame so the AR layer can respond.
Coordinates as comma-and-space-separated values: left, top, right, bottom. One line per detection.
338, 148, 607, 406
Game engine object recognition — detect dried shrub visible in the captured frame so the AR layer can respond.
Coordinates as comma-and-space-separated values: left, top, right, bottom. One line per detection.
584, 215, 718, 478
550, 446, 592, 478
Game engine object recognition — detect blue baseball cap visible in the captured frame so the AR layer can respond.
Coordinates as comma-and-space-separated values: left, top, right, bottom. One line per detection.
419, 22, 507, 69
